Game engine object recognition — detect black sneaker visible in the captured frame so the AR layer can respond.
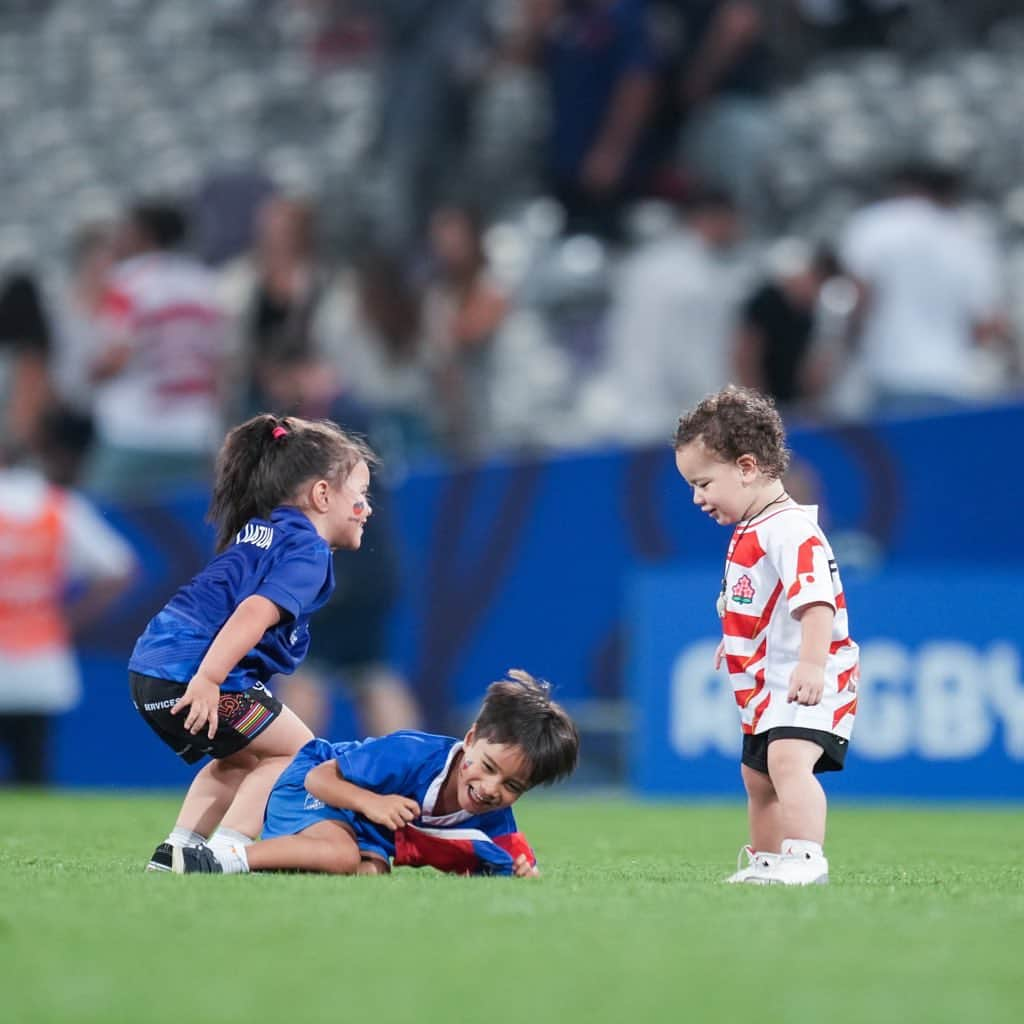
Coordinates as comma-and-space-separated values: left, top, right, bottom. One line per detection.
145, 842, 173, 873
172, 843, 223, 874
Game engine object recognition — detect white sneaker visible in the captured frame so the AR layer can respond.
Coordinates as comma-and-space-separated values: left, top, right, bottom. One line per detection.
724, 845, 778, 884
768, 850, 829, 886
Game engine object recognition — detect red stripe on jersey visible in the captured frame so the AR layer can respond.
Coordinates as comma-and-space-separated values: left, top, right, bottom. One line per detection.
101, 287, 134, 319
726, 636, 767, 675
136, 303, 222, 328
832, 698, 857, 729
836, 590, 846, 609
730, 530, 767, 568
786, 536, 824, 600
751, 692, 772, 731
735, 668, 765, 710
830, 637, 853, 655
838, 665, 858, 693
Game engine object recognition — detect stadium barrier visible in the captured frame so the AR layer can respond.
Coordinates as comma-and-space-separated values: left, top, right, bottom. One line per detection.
41, 400, 1023, 791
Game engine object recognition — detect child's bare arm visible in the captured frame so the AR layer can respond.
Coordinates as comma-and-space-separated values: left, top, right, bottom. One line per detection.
171, 595, 282, 738
305, 760, 420, 830
788, 602, 835, 706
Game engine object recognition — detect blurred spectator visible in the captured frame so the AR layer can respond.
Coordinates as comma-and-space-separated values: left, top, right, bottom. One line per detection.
317, 247, 436, 464
0, 271, 52, 455
520, 0, 658, 239
219, 194, 330, 418
733, 241, 840, 408
44, 223, 118, 486
0, 446, 135, 786
367, 0, 493, 247
233, 337, 423, 739
582, 187, 748, 443
85, 201, 228, 499
275, 386, 422, 739
423, 202, 509, 458
653, 1, 778, 224
838, 164, 1014, 415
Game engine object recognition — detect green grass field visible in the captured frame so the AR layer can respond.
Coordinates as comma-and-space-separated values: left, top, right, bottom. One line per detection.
2, 792, 1022, 1024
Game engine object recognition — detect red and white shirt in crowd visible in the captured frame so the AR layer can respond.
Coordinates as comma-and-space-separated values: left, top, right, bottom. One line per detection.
720, 498, 859, 741
96, 252, 226, 452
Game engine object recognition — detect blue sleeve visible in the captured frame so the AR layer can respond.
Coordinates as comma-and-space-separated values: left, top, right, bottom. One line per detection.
334, 733, 428, 795
255, 539, 330, 621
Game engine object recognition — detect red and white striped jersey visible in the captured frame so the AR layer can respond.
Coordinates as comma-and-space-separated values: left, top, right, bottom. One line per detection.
96, 252, 226, 451
720, 499, 859, 739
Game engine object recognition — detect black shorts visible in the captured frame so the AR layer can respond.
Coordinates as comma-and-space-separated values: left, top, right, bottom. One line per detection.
129, 672, 283, 765
742, 727, 848, 775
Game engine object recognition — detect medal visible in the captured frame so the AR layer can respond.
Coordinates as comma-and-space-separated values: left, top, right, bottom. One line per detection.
716, 583, 727, 619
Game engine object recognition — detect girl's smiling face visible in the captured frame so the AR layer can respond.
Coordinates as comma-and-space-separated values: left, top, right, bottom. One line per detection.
330, 459, 372, 549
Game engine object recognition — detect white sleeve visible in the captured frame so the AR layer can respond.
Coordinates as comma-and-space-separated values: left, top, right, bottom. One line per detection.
62, 494, 137, 580
768, 516, 838, 617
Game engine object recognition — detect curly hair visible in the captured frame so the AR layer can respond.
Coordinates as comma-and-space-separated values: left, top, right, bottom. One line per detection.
673, 385, 790, 479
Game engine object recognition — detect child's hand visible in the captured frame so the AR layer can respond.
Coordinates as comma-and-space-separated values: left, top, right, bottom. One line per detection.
513, 853, 539, 878
171, 675, 222, 738
364, 794, 421, 830
787, 662, 825, 706
714, 640, 725, 671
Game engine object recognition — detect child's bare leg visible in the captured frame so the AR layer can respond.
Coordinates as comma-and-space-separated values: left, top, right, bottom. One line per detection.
217, 706, 314, 839
247, 819, 361, 874
357, 854, 391, 876
741, 763, 783, 852
766, 738, 826, 845
174, 750, 259, 838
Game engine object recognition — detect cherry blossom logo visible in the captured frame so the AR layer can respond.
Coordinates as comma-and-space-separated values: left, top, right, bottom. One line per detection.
731, 575, 755, 605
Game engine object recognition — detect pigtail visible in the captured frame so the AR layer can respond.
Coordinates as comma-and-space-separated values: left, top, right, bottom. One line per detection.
208, 413, 377, 552
208, 414, 284, 551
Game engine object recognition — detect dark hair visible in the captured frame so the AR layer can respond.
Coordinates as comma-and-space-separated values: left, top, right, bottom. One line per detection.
208, 414, 376, 551
472, 669, 580, 788
130, 201, 188, 249
674, 385, 790, 479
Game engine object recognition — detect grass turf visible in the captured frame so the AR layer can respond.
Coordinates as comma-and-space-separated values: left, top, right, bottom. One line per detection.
1, 792, 1022, 1024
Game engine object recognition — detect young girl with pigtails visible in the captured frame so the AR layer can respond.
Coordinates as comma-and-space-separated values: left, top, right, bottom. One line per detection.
128, 413, 375, 871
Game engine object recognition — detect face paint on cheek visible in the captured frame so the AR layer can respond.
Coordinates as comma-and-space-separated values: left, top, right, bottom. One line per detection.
352, 500, 366, 515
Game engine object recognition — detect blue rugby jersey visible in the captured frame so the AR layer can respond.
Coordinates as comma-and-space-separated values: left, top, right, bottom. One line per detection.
129, 506, 334, 692
264, 732, 521, 862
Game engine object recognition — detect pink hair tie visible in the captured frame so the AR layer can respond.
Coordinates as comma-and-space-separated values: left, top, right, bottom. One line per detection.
272, 426, 288, 439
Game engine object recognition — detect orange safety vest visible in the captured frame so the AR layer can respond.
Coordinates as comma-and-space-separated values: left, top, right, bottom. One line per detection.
0, 488, 69, 653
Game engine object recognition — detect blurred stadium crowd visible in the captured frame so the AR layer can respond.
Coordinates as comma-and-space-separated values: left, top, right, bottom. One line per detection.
2, 0, 1024, 491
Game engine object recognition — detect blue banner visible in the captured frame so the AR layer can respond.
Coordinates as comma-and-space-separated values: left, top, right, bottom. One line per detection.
627, 569, 1024, 799
36, 401, 1024, 788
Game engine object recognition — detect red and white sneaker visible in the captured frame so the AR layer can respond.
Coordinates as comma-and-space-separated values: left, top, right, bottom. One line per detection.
724, 845, 778, 884
768, 845, 829, 886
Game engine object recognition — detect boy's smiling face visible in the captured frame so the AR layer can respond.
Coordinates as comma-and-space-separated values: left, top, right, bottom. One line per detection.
456, 728, 532, 814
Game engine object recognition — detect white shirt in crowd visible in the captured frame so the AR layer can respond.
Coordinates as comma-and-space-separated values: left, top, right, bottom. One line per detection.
586, 231, 750, 444
840, 197, 1004, 400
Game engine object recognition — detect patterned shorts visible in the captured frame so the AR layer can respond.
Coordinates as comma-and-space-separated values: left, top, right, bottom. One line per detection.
129, 671, 282, 765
